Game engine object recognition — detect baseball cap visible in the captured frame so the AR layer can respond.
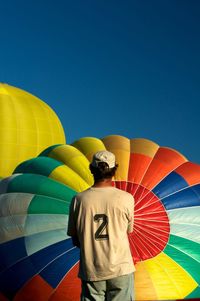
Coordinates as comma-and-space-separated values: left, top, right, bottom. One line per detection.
91, 150, 116, 168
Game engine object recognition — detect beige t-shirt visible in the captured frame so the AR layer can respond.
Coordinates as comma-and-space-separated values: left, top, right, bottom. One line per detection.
67, 186, 135, 281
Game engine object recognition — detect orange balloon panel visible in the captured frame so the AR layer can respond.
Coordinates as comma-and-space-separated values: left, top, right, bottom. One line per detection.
175, 162, 200, 186
14, 276, 53, 301
140, 147, 187, 190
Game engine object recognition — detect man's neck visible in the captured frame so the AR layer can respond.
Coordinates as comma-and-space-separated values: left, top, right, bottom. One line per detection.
92, 178, 113, 188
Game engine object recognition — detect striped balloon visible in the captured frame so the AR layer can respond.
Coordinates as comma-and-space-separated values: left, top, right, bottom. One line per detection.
0, 135, 200, 300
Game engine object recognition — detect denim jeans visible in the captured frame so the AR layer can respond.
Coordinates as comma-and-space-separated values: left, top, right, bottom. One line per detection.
81, 273, 134, 301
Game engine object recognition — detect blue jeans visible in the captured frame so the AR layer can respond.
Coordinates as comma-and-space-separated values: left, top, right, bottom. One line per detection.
81, 273, 134, 301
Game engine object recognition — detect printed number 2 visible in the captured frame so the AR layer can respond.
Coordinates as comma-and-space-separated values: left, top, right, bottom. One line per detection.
94, 214, 109, 240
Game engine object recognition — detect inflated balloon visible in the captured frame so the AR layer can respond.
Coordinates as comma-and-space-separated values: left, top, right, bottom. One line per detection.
0, 84, 66, 178
0, 135, 200, 300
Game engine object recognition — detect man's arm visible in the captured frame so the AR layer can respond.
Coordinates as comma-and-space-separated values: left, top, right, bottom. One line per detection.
71, 236, 80, 248
127, 195, 134, 234
67, 196, 80, 248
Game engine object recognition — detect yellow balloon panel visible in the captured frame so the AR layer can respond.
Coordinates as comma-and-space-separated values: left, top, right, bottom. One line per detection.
135, 261, 157, 301
141, 253, 197, 300
130, 138, 159, 157
48, 145, 93, 186
0, 84, 66, 177
50, 165, 90, 192
72, 137, 106, 162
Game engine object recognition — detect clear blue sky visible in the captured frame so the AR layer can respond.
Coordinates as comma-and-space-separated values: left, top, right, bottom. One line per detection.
1, 0, 200, 163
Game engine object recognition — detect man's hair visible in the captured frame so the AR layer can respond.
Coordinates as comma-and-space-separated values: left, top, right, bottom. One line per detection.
89, 162, 118, 181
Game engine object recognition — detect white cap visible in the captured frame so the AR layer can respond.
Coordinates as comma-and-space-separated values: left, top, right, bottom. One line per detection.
91, 150, 116, 168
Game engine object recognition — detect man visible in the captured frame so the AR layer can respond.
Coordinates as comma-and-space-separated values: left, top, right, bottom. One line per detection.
67, 150, 135, 301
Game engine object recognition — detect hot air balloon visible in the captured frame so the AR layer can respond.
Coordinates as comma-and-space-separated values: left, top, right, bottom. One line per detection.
0, 135, 200, 301
0, 83, 66, 178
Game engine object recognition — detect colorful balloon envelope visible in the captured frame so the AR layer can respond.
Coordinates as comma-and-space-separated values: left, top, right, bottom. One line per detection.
0, 135, 200, 301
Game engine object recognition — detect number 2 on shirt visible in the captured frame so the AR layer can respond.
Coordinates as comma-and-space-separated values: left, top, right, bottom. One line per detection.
94, 214, 109, 240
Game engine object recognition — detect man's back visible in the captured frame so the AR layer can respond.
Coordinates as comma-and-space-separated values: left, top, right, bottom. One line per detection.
72, 186, 135, 281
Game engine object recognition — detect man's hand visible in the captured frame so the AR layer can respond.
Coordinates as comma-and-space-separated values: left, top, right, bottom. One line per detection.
72, 235, 80, 248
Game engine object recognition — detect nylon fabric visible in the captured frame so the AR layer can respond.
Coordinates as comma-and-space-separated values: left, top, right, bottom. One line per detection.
1, 134, 200, 300
161, 184, 200, 210
72, 137, 106, 162
153, 172, 188, 198
140, 147, 187, 191
50, 165, 90, 192
28, 195, 69, 215
14, 157, 62, 176
164, 243, 200, 283
6, 173, 76, 202
48, 145, 93, 185
144, 252, 197, 299
25, 229, 69, 255
0, 83, 65, 178
102, 135, 130, 181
